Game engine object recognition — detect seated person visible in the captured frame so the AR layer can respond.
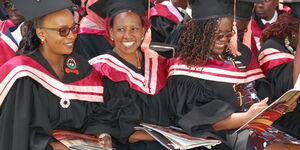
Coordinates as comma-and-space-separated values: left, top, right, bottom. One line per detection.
0, 0, 112, 149
88, 0, 175, 149
258, 0, 300, 140
168, 0, 300, 150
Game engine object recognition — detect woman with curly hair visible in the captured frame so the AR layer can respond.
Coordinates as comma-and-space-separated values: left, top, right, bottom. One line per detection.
168, 0, 300, 150
258, 1, 300, 143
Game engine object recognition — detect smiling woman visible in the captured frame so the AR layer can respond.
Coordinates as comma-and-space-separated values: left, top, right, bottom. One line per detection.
87, 0, 176, 149
0, 0, 112, 150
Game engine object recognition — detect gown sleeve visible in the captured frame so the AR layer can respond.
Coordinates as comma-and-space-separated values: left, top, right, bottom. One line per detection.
74, 34, 112, 60
0, 77, 55, 150
151, 16, 179, 43
266, 62, 300, 138
168, 76, 236, 136
83, 76, 142, 144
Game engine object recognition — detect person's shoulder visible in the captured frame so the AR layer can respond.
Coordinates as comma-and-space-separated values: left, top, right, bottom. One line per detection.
260, 37, 285, 52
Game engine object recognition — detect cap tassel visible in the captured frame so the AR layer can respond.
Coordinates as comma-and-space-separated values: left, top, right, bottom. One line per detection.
229, 21, 241, 56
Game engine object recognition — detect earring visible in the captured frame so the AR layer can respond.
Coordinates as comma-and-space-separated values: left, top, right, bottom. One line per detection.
41, 39, 45, 45
141, 37, 144, 40
111, 38, 114, 41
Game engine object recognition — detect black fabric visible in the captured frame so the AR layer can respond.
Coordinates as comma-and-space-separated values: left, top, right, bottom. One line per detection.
88, 0, 148, 18
259, 37, 300, 138
74, 33, 112, 60
89, 51, 175, 150
167, 47, 271, 150
236, 0, 263, 21
0, 51, 109, 150
190, 0, 233, 20
151, 16, 181, 43
11, 0, 73, 20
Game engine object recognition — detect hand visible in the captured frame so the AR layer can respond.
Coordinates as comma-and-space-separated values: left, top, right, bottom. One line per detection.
50, 141, 69, 150
246, 97, 269, 119
285, 100, 297, 113
97, 133, 113, 149
128, 130, 155, 143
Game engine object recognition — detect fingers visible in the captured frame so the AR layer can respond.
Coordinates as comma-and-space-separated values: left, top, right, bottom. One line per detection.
260, 97, 269, 104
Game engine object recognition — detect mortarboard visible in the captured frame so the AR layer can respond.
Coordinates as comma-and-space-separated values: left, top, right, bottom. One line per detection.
11, 0, 74, 20
236, 0, 263, 20
190, 0, 233, 20
281, 0, 300, 18
89, 0, 149, 18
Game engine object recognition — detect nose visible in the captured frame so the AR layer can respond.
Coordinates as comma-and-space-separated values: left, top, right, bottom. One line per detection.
123, 30, 132, 39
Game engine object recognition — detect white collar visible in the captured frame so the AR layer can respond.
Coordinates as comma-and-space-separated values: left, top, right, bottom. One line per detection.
11, 22, 24, 46
261, 11, 278, 25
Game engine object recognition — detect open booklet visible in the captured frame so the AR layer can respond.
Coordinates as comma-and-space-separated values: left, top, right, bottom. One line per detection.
235, 75, 300, 133
137, 123, 221, 150
52, 130, 114, 150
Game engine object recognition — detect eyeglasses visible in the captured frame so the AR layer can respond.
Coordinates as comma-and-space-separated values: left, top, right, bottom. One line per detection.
215, 31, 235, 40
3, 1, 15, 9
40, 24, 79, 37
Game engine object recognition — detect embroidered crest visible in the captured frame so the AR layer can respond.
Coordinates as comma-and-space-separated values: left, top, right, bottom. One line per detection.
65, 57, 79, 75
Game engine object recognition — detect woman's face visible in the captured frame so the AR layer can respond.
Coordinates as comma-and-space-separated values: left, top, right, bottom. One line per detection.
109, 11, 145, 55
213, 17, 234, 55
37, 9, 77, 56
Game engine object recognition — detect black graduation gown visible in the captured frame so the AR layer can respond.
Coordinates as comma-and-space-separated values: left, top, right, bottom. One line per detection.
74, 33, 112, 60
89, 51, 175, 150
151, 16, 180, 43
259, 37, 300, 138
168, 47, 270, 150
0, 51, 106, 150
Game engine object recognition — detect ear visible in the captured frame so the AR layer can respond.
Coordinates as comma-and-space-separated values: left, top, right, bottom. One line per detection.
36, 28, 46, 41
109, 28, 114, 40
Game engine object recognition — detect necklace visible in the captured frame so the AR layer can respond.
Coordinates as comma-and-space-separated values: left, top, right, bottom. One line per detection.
284, 37, 296, 55
136, 50, 142, 69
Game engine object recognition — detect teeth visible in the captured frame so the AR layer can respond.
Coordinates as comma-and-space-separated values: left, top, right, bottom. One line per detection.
122, 42, 134, 47
65, 43, 73, 46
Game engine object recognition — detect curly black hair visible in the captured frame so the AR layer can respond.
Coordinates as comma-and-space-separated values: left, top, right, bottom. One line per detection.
177, 18, 219, 67
260, 13, 300, 45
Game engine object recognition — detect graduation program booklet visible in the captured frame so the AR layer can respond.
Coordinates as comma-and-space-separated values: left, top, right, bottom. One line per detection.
137, 123, 222, 150
52, 130, 113, 150
236, 76, 300, 133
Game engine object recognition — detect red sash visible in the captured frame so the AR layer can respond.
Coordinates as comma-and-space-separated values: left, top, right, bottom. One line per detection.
89, 51, 168, 95
168, 57, 265, 84
0, 33, 18, 66
258, 48, 294, 74
150, 2, 183, 24
0, 56, 104, 106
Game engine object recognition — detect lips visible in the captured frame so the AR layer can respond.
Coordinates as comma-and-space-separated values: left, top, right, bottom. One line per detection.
64, 42, 74, 49
122, 42, 134, 48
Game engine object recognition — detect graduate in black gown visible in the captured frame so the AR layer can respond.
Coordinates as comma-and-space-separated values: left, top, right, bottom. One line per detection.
168, 0, 300, 149
0, 0, 113, 149
258, 0, 300, 140
73, 0, 113, 60
88, 0, 175, 149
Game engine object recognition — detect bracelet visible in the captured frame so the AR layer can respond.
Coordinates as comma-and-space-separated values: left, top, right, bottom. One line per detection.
98, 133, 111, 140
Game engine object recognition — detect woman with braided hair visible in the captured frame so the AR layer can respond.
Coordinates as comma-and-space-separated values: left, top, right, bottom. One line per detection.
168, 0, 300, 149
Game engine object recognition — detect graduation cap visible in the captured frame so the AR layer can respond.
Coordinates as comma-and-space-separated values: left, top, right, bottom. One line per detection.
11, 0, 74, 20
190, 0, 233, 20
281, 0, 300, 18
236, 0, 263, 20
89, 0, 149, 18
